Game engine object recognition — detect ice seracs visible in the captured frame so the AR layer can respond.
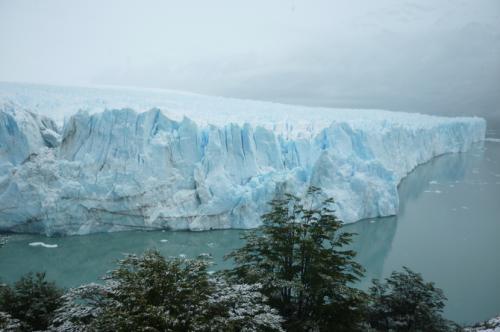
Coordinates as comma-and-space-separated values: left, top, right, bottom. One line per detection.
0, 83, 487, 235
0, 101, 60, 169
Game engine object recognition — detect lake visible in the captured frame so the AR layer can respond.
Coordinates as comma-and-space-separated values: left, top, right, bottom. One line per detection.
1, 141, 499, 325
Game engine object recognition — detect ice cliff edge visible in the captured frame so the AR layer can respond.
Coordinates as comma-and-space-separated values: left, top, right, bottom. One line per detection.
0, 92, 486, 235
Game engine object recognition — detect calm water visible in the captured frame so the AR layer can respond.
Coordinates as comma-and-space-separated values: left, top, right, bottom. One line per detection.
1, 142, 499, 324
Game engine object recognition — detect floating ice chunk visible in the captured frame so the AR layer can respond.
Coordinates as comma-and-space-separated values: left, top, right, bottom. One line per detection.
179, 254, 186, 259
207, 242, 216, 248
160, 239, 168, 243
29, 242, 58, 248
485, 138, 500, 143
369, 220, 376, 224
461, 206, 469, 210
429, 180, 438, 185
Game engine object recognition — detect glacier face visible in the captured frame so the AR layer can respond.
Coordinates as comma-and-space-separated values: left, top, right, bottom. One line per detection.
0, 83, 486, 235
0, 101, 60, 170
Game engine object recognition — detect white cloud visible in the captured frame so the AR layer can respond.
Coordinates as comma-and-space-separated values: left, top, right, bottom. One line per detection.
0, 0, 499, 120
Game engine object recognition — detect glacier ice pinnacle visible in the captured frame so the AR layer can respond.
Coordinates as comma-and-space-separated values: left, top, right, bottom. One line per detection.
0, 83, 486, 235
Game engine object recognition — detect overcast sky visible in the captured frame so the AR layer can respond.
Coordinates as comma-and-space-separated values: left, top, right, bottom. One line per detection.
0, 0, 499, 121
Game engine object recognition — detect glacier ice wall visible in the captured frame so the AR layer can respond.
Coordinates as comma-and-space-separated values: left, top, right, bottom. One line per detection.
0, 84, 486, 235
0, 101, 60, 170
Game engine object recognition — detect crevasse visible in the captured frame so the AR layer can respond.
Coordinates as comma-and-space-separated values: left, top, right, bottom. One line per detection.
0, 84, 486, 235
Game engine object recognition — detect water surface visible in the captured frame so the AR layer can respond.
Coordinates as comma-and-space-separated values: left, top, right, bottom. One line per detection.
1, 142, 499, 324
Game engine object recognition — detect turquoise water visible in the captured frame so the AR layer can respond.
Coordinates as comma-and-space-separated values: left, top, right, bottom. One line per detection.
1, 142, 499, 325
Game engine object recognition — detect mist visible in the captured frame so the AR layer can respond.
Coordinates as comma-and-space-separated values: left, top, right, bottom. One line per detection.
1, 0, 499, 130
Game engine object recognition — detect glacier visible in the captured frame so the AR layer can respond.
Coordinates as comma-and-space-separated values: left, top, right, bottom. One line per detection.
0, 82, 486, 235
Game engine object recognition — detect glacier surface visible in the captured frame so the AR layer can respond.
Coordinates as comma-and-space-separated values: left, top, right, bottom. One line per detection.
0, 82, 486, 235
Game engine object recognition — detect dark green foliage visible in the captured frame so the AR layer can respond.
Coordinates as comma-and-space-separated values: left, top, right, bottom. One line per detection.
53, 249, 284, 331
367, 267, 454, 332
225, 186, 366, 331
0, 272, 63, 331
93, 250, 214, 331
0, 311, 22, 332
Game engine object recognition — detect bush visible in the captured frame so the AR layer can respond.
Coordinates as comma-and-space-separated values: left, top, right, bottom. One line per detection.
367, 267, 454, 332
51, 250, 283, 331
0, 272, 63, 331
0, 311, 22, 332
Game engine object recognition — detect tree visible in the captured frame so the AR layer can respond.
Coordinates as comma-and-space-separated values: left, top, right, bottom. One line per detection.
51, 250, 283, 332
367, 267, 454, 332
0, 272, 63, 331
206, 277, 284, 332
49, 282, 112, 332
225, 186, 366, 331
95, 251, 213, 331
0, 311, 21, 332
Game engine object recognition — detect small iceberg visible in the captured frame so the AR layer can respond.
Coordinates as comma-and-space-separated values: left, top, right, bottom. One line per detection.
160, 239, 168, 243
29, 242, 58, 248
485, 138, 500, 143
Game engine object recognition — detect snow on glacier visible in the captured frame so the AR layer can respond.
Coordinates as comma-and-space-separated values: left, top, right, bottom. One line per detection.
0, 82, 486, 235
